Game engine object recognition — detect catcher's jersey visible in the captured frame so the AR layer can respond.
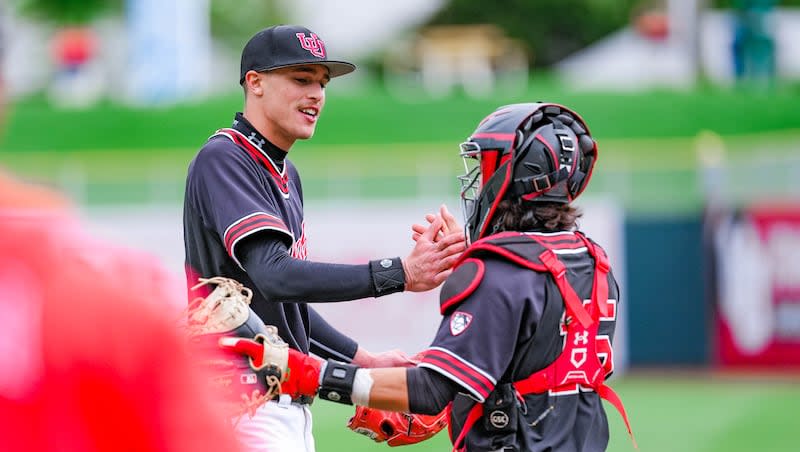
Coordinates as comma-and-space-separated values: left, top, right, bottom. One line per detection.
183, 114, 311, 353
420, 231, 620, 452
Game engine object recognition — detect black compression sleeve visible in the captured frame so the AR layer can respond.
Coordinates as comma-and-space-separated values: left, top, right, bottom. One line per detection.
308, 307, 358, 362
239, 234, 375, 302
406, 367, 460, 415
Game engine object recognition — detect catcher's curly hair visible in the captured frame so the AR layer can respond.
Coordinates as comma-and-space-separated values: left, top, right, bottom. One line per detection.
490, 200, 581, 233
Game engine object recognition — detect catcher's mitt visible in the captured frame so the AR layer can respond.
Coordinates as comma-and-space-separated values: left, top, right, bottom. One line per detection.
184, 277, 288, 422
347, 406, 448, 447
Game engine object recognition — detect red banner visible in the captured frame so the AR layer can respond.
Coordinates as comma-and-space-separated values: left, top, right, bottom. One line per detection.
713, 203, 800, 368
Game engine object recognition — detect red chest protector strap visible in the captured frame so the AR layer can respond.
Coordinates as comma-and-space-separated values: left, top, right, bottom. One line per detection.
450, 233, 635, 451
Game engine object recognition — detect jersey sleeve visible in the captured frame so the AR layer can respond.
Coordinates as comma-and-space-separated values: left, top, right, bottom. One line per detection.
419, 257, 546, 402
307, 307, 358, 362
186, 139, 293, 265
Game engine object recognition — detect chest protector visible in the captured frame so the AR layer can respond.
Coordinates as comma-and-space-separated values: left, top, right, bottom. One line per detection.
449, 231, 635, 451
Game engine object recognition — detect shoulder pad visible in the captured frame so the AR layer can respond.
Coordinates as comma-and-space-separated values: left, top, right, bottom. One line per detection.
439, 258, 484, 315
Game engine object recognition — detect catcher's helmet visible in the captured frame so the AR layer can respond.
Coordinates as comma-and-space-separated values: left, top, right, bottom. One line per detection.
459, 103, 597, 243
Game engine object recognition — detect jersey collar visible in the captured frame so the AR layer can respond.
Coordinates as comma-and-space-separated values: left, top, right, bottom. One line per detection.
232, 112, 288, 165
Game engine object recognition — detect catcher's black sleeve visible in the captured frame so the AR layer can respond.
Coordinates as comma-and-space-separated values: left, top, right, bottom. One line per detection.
239, 234, 376, 302
308, 307, 358, 362
406, 367, 460, 415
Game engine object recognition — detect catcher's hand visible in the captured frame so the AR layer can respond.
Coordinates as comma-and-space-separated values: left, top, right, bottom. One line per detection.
185, 277, 287, 421
347, 406, 448, 447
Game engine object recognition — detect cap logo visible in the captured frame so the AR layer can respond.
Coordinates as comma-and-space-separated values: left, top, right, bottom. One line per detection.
296, 32, 325, 58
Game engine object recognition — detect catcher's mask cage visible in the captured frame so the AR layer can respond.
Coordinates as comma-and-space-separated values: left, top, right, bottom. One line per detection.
459, 102, 598, 243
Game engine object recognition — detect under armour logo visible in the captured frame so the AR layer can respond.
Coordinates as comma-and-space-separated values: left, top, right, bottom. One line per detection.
248, 132, 266, 150
296, 32, 325, 58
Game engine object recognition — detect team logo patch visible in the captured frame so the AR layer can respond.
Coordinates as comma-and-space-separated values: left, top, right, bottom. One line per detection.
489, 410, 510, 429
450, 311, 473, 336
296, 32, 326, 58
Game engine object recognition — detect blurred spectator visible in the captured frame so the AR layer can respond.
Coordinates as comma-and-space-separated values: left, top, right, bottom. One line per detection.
49, 26, 104, 108
732, 0, 776, 86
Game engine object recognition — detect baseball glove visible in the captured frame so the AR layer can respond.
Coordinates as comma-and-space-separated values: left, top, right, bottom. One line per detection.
185, 276, 288, 422
347, 406, 448, 447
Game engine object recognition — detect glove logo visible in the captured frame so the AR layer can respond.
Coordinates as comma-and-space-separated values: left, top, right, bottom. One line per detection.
489, 410, 510, 429
240, 373, 257, 385
450, 311, 473, 336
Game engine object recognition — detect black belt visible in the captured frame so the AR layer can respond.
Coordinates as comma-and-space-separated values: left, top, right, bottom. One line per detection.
272, 394, 314, 405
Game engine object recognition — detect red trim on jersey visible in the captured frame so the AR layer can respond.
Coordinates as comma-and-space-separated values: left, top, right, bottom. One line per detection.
439, 258, 485, 315
463, 243, 549, 273
527, 232, 585, 249
217, 128, 289, 195
422, 349, 494, 400
224, 213, 289, 257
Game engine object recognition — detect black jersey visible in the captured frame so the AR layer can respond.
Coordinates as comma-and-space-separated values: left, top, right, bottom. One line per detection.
420, 231, 621, 452
183, 115, 312, 352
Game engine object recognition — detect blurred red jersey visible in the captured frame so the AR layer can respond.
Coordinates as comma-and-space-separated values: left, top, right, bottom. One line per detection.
0, 192, 240, 451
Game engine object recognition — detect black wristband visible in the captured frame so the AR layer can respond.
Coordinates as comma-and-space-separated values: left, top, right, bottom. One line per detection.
369, 257, 405, 297
318, 359, 359, 405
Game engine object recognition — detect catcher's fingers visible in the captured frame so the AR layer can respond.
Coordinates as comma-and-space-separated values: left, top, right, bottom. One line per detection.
440, 204, 460, 235
420, 217, 444, 242
411, 223, 428, 241
413, 215, 444, 241
218, 337, 265, 368
436, 230, 467, 253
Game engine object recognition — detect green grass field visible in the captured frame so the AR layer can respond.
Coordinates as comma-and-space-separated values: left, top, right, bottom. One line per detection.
309, 373, 800, 452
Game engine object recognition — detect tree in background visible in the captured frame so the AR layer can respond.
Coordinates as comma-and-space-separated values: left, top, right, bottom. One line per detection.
426, 0, 639, 68
210, 0, 287, 50
16, 0, 121, 24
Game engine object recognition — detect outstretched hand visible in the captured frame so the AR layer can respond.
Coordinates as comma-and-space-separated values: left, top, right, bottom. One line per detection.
353, 347, 419, 368
412, 204, 462, 242
403, 206, 466, 292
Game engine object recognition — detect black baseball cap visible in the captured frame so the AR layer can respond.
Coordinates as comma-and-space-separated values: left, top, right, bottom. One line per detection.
239, 25, 356, 84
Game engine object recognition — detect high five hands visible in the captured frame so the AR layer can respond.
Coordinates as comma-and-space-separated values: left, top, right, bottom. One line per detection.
403, 204, 466, 292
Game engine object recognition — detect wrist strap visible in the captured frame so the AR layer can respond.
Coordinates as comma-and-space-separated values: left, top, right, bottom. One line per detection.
318, 360, 359, 405
369, 257, 405, 297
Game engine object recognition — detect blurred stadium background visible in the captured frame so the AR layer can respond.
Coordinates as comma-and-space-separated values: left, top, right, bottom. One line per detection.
2, 0, 800, 451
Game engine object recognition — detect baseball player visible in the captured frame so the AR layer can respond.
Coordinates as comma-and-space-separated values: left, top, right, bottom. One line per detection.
223, 102, 635, 451
182, 24, 465, 451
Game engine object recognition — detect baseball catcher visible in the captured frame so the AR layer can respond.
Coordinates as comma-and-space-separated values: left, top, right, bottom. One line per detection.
184, 276, 288, 422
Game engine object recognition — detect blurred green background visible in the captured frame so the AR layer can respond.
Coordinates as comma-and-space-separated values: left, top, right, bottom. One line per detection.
4, 78, 800, 214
